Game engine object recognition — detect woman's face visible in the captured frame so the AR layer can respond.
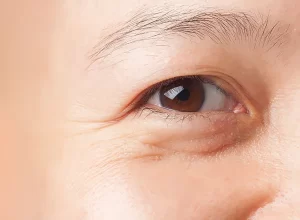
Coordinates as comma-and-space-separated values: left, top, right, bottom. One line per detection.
3, 0, 300, 219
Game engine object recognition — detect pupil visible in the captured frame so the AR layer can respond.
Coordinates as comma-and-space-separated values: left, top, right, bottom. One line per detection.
176, 89, 190, 101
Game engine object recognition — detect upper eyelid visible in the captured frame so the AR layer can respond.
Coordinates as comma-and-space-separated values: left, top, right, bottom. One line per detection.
88, 7, 291, 68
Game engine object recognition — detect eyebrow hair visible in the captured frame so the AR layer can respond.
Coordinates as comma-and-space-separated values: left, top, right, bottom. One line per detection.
88, 7, 291, 65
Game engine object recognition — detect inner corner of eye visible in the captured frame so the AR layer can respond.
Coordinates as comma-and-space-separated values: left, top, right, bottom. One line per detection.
232, 102, 248, 114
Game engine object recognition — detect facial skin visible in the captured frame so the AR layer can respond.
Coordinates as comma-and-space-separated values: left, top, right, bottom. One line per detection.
47, 0, 300, 219
48, 0, 300, 219
3, 0, 300, 219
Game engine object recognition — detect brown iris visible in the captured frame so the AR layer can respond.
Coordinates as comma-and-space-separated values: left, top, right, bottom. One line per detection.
159, 78, 205, 112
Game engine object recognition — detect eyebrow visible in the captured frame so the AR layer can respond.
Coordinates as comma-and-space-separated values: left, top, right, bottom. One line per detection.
88, 7, 291, 65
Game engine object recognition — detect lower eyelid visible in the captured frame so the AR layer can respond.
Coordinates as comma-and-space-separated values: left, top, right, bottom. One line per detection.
133, 105, 249, 134
133, 111, 256, 155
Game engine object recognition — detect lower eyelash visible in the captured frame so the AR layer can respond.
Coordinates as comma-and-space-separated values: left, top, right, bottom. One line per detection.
134, 105, 202, 123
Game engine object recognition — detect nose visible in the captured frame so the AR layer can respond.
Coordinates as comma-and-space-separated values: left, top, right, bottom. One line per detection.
250, 83, 300, 219
250, 188, 300, 219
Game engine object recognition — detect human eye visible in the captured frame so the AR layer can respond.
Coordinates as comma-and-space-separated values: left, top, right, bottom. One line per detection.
146, 76, 247, 114
122, 73, 260, 155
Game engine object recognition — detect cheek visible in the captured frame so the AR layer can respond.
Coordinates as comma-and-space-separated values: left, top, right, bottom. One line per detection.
81, 163, 150, 220
123, 156, 274, 219
80, 140, 276, 220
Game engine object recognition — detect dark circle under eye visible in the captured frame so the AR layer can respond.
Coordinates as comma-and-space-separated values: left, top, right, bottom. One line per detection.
159, 78, 205, 112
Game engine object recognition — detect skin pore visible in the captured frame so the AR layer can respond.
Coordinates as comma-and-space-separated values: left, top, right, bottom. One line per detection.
2, 0, 300, 219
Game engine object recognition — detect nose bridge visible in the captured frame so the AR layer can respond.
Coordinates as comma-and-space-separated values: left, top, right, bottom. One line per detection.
270, 78, 300, 138
250, 188, 300, 219
257, 77, 300, 219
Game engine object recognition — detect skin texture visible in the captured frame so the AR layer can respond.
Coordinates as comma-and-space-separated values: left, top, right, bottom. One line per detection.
2, 0, 300, 219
